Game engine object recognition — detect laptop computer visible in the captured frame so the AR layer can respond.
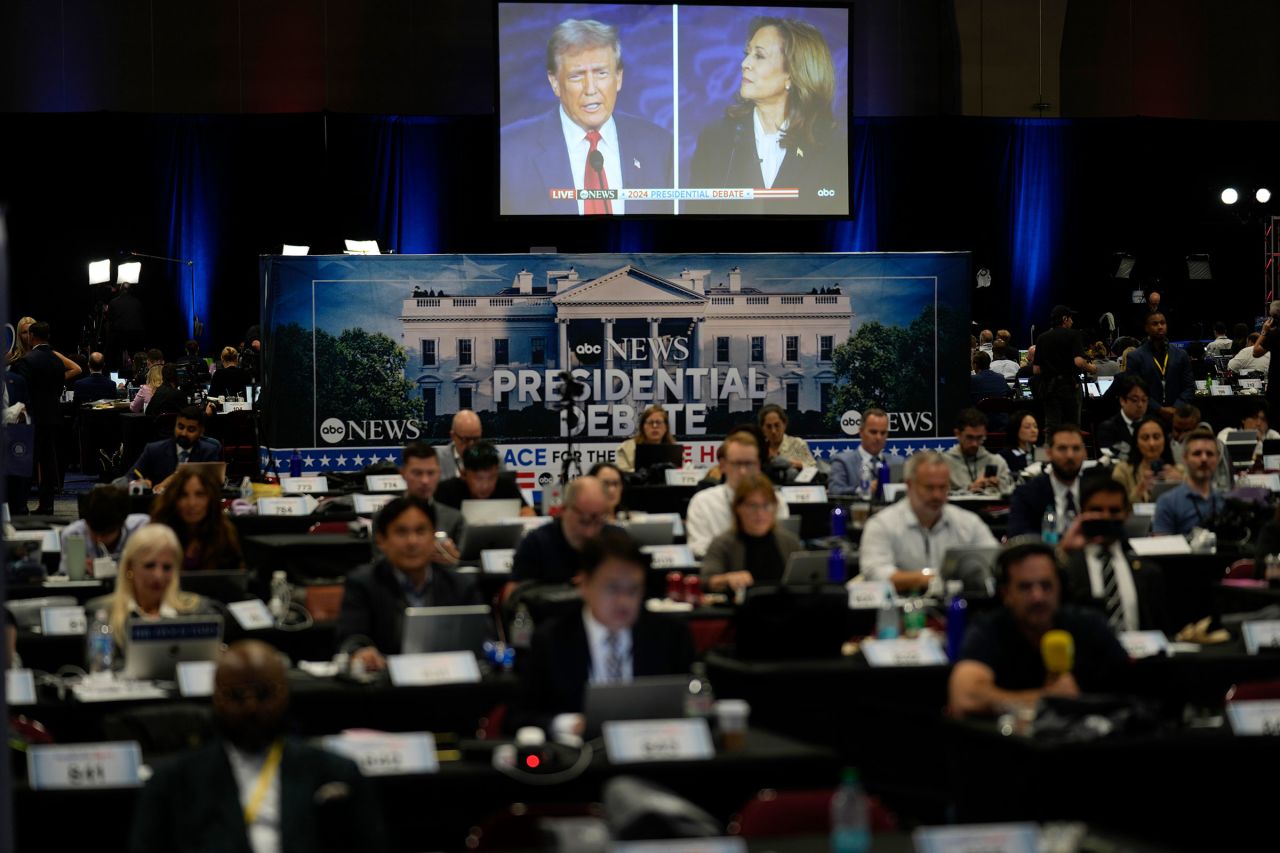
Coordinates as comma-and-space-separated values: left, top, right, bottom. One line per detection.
123, 615, 224, 681
401, 605, 494, 655
619, 519, 675, 547
939, 545, 999, 596
459, 499, 522, 525
582, 674, 693, 737
634, 443, 685, 470
781, 551, 832, 586
457, 522, 524, 561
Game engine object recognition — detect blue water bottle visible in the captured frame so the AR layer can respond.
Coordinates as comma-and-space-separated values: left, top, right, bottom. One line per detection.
289, 449, 303, 478
828, 547, 846, 583
946, 595, 969, 660
830, 505, 848, 538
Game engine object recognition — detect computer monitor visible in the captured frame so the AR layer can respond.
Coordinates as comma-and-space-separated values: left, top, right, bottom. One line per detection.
401, 605, 495, 655
459, 499, 522, 525
781, 551, 831, 587
583, 674, 693, 738
939, 545, 999, 596
123, 615, 224, 681
634, 443, 685, 471
618, 519, 675, 547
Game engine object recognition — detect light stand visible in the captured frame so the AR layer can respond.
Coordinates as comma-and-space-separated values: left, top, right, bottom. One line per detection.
129, 250, 201, 339
553, 371, 586, 485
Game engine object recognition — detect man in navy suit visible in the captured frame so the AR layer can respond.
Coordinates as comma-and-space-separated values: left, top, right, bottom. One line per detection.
127, 405, 222, 489
513, 527, 694, 734
500, 18, 673, 215
14, 321, 78, 514
72, 351, 118, 406
1007, 423, 1088, 537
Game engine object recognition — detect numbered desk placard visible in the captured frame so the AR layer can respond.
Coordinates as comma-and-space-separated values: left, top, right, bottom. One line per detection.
1242, 620, 1280, 655
281, 475, 329, 494
603, 718, 714, 764
222, 401, 252, 413
27, 741, 143, 790
1240, 378, 1264, 391
793, 466, 819, 484
861, 635, 949, 667
353, 493, 396, 515
1211, 384, 1235, 396
322, 732, 439, 776
386, 651, 482, 687
664, 469, 702, 487
480, 548, 515, 575
258, 496, 311, 516
365, 474, 407, 493
228, 599, 275, 631
1119, 630, 1169, 659
779, 485, 826, 504
912, 822, 1039, 853
40, 605, 86, 636
7, 669, 37, 705
1227, 700, 1280, 735
642, 544, 697, 570
176, 660, 217, 697
847, 581, 894, 610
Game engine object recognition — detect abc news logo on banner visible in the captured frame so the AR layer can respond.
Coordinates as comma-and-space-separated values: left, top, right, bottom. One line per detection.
840, 410, 935, 436
320, 417, 422, 445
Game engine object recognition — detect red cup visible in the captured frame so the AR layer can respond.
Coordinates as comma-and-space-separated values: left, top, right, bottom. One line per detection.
683, 574, 703, 606
666, 571, 685, 602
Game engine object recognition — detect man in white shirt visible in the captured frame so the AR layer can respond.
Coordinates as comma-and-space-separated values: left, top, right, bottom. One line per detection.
686, 432, 789, 556
1205, 322, 1235, 356
856, 451, 998, 592
1228, 333, 1270, 374
990, 341, 1021, 379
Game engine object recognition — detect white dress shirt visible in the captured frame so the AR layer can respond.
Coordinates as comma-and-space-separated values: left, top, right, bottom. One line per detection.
753, 108, 787, 189
1228, 345, 1270, 374
225, 743, 282, 853
559, 107, 625, 215
583, 607, 632, 684
1083, 542, 1140, 632
685, 483, 790, 557
1050, 476, 1081, 532
857, 499, 998, 582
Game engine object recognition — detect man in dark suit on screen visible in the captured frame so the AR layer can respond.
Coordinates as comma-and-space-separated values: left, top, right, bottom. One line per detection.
500, 18, 673, 215
514, 527, 694, 735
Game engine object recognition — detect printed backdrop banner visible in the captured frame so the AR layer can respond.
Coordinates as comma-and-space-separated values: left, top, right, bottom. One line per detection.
259, 252, 970, 456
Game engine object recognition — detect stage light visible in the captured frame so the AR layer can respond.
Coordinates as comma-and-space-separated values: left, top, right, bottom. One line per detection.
343, 239, 381, 255
1257, 188, 1272, 204
1113, 253, 1136, 279
282, 244, 310, 255
116, 261, 141, 284
1186, 254, 1213, 280
1221, 188, 1239, 205
88, 259, 111, 284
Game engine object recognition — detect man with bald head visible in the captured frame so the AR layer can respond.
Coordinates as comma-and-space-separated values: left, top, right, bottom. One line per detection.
130, 640, 388, 853
512, 475, 615, 586
437, 409, 494, 479
72, 351, 118, 405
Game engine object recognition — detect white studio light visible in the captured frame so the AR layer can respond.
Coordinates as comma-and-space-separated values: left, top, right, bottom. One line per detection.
116, 261, 141, 284
343, 239, 381, 255
282, 244, 310, 256
1221, 188, 1239, 205
88, 259, 111, 284
1257, 188, 1272, 204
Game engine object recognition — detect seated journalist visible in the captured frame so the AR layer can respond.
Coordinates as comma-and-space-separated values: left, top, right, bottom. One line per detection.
435, 440, 535, 517
125, 405, 222, 491
149, 467, 244, 573
512, 528, 695, 735
335, 495, 483, 673
701, 473, 802, 593
58, 484, 149, 575
129, 639, 388, 853
948, 538, 1130, 717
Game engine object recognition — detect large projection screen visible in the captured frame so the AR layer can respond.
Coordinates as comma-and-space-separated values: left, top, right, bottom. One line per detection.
498, 3, 850, 217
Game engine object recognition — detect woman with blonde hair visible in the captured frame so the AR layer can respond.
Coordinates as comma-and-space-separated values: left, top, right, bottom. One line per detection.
6, 316, 34, 364
129, 364, 165, 413
615, 404, 676, 473
85, 523, 211, 651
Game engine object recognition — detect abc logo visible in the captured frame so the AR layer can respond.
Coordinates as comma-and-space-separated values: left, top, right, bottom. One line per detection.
538, 472, 554, 487
319, 418, 346, 444
840, 410, 862, 436
817, 188, 835, 197
572, 340, 603, 365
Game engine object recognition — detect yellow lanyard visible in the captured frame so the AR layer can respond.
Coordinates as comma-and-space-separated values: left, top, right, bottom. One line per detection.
243, 739, 284, 826
1153, 351, 1169, 377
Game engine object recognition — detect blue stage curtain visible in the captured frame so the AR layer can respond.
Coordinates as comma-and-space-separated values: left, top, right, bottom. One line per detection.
161, 118, 219, 345
828, 118, 881, 252
342, 116, 445, 255
1003, 119, 1068, 336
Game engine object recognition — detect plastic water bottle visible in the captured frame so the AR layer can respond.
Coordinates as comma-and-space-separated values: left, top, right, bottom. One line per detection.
874, 461, 891, 505
827, 547, 846, 583
269, 571, 291, 624
289, 449, 303, 478
86, 609, 115, 675
875, 590, 900, 640
684, 661, 715, 719
829, 505, 848, 538
946, 594, 969, 660
509, 604, 534, 649
1040, 505, 1059, 545
239, 475, 254, 502
830, 767, 871, 853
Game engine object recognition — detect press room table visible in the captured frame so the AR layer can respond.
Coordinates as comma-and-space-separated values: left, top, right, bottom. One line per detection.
11, 728, 838, 853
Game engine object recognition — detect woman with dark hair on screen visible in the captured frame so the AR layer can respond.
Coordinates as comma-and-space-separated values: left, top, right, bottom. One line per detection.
149, 468, 244, 573
615, 405, 676, 473
689, 16, 847, 214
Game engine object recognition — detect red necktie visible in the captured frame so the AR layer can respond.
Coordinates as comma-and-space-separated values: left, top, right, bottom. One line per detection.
583, 130, 612, 215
